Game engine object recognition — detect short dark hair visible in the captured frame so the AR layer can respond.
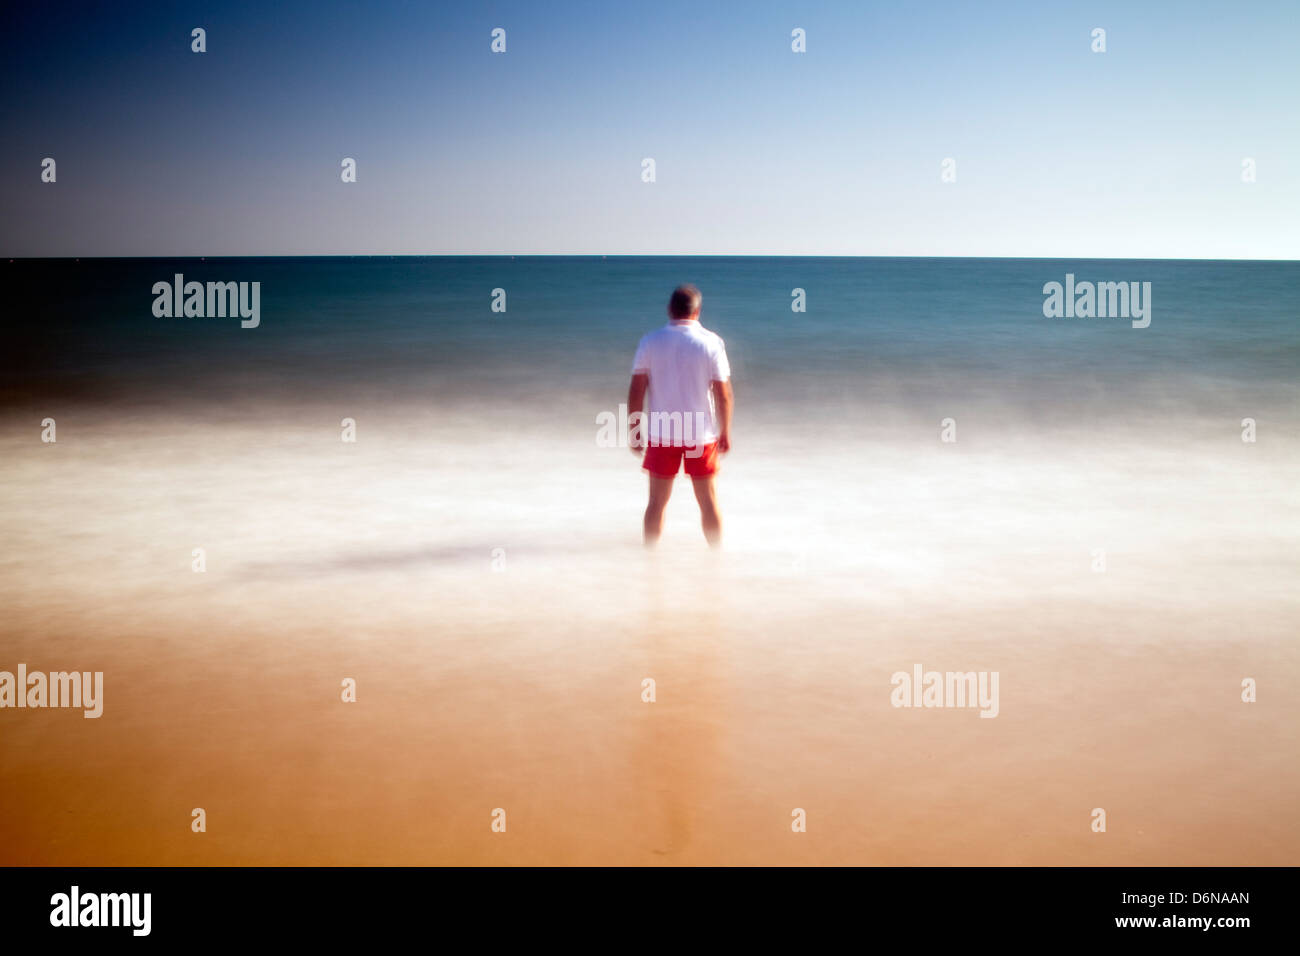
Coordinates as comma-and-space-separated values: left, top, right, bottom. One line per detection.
668, 284, 702, 319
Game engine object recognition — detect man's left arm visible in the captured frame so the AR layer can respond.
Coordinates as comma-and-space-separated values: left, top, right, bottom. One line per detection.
627, 372, 649, 455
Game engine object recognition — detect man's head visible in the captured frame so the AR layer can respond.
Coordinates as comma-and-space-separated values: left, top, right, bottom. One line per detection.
668, 284, 702, 321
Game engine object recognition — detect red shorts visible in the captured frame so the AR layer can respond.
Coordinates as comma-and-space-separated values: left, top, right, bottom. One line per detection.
642, 442, 720, 478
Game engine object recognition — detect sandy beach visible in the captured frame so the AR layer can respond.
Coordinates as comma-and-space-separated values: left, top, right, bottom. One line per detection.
2, 397, 1295, 865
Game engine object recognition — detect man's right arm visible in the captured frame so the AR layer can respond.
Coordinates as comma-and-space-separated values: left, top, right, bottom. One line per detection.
711, 378, 733, 453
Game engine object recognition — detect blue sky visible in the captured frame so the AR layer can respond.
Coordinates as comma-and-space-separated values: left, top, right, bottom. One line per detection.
2, 0, 1297, 257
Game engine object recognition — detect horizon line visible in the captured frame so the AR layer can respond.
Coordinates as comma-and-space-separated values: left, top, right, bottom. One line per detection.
6, 254, 1299, 263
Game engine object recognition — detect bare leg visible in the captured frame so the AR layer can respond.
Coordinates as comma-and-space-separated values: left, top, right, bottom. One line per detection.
690, 476, 722, 547
644, 475, 674, 546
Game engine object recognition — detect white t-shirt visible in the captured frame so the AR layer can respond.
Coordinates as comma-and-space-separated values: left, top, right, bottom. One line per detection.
631, 320, 730, 446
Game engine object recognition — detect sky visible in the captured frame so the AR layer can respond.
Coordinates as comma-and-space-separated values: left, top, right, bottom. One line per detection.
2, 0, 1297, 258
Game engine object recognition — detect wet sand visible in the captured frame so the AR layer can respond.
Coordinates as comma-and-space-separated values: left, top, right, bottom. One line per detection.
1, 402, 1296, 864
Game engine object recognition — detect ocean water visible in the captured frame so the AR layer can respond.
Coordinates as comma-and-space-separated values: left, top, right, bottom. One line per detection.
2, 257, 1297, 864
4, 256, 1298, 421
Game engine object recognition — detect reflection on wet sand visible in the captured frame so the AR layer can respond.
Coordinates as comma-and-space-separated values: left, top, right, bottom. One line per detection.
636, 553, 729, 860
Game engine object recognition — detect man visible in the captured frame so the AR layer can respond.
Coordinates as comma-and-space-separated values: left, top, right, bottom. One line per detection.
627, 284, 733, 547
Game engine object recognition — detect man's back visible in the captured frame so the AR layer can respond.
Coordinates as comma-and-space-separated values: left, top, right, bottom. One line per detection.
631, 320, 730, 446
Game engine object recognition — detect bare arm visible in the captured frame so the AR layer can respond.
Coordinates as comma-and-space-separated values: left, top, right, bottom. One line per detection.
627, 372, 649, 453
711, 378, 733, 453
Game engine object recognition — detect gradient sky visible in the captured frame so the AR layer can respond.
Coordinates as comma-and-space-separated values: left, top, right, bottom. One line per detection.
2, 0, 1297, 257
